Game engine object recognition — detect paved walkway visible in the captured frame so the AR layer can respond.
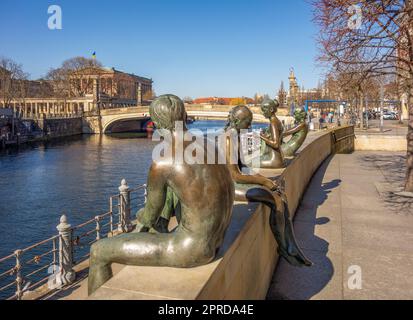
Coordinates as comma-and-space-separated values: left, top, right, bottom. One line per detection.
267, 151, 413, 300
355, 119, 407, 136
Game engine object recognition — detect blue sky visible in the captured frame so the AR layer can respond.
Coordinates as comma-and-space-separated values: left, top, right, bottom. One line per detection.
0, 0, 322, 98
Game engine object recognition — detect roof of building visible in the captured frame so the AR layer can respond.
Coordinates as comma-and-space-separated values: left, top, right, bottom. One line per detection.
71, 66, 152, 83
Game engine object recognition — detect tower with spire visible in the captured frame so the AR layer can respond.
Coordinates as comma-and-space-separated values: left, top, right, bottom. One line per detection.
288, 68, 300, 112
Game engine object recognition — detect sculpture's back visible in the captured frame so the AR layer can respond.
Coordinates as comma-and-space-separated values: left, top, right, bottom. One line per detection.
88, 95, 235, 295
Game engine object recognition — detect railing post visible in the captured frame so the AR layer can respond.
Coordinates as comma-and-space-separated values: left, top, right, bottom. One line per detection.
14, 250, 23, 300
56, 215, 75, 286
118, 179, 132, 232
95, 216, 101, 241
144, 184, 148, 204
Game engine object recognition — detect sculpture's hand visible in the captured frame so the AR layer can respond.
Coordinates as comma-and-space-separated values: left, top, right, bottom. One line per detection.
273, 179, 287, 199
263, 179, 278, 192
260, 133, 279, 149
260, 130, 270, 139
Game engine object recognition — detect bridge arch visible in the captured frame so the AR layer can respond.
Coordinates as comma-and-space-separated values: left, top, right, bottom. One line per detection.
102, 114, 152, 134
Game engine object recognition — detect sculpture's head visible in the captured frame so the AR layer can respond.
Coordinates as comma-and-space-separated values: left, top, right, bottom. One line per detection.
149, 94, 186, 131
225, 105, 253, 132
261, 98, 279, 119
293, 107, 307, 123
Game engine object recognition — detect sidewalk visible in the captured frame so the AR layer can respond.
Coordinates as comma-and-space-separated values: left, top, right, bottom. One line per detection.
267, 151, 413, 300
355, 120, 407, 136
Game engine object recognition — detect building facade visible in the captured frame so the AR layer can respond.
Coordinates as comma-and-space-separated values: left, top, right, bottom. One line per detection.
69, 66, 153, 112
0, 66, 153, 117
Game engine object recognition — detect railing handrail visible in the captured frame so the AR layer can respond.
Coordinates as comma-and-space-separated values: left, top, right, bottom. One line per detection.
0, 181, 147, 300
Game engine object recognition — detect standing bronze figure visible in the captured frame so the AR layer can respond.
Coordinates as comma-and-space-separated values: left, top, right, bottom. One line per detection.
88, 95, 235, 295
225, 105, 312, 267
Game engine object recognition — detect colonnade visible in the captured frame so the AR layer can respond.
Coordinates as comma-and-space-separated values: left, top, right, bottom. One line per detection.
0, 100, 84, 119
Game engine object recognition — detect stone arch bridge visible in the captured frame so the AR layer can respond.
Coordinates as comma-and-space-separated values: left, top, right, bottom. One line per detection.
83, 105, 269, 134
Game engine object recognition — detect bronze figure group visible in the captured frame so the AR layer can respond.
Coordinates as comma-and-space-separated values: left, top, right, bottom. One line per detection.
88, 95, 311, 295
259, 98, 309, 168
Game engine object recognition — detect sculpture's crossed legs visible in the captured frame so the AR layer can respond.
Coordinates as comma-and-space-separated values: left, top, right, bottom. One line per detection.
88, 205, 215, 295
236, 185, 312, 267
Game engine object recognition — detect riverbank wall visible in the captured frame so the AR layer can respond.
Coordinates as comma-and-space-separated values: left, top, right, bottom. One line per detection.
1, 117, 83, 148
30, 116, 83, 139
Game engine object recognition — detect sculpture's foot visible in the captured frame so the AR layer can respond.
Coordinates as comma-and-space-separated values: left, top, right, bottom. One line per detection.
154, 217, 170, 233
277, 242, 312, 267
281, 220, 313, 267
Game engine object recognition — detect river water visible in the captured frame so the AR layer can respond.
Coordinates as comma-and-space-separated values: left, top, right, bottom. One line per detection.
0, 120, 267, 260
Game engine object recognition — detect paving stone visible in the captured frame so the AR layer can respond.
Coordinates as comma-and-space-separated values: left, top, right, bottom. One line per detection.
267, 249, 342, 300
342, 247, 413, 300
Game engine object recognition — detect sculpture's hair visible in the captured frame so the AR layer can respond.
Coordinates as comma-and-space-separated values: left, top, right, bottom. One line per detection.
293, 107, 307, 123
225, 105, 253, 130
261, 98, 279, 119
149, 94, 186, 130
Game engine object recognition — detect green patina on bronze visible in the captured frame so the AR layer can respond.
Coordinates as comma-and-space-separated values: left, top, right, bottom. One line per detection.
88, 95, 235, 295
225, 105, 312, 267
281, 108, 309, 157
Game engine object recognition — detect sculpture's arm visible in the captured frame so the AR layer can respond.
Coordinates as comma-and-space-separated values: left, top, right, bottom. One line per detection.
260, 119, 281, 149
282, 122, 306, 137
136, 163, 168, 230
225, 136, 277, 191
260, 134, 279, 149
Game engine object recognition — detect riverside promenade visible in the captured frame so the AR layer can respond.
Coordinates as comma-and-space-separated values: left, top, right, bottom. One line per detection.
267, 150, 413, 300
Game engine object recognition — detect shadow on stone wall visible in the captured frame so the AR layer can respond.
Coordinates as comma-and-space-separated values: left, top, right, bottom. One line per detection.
267, 156, 340, 300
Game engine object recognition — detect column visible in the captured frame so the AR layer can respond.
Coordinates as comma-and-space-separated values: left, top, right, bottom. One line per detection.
137, 82, 142, 106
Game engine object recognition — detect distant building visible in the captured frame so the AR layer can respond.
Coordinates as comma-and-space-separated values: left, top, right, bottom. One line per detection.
0, 65, 153, 117
288, 68, 300, 107
286, 68, 322, 109
193, 97, 254, 105
69, 66, 153, 110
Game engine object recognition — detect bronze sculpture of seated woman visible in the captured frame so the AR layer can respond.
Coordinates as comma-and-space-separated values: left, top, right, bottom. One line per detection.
88, 95, 235, 295
224, 105, 312, 267
259, 99, 308, 168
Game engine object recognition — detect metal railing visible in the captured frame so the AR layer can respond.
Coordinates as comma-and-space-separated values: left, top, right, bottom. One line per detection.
0, 179, 146, 300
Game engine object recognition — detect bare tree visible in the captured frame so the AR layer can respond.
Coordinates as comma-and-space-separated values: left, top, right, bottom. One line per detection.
312, 0, 413, 192
45, 56, 102, 98
0, 57, 28, 107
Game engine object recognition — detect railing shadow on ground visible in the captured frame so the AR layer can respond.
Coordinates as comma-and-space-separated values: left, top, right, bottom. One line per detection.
267, 156, 341, 300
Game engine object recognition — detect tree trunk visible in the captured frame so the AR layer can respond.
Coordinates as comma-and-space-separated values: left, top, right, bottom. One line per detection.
358, 90, 364, 129
405, 87, 413, 192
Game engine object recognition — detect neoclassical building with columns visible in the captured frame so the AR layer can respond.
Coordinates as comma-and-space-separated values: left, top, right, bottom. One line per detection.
0, 66, 153, 119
